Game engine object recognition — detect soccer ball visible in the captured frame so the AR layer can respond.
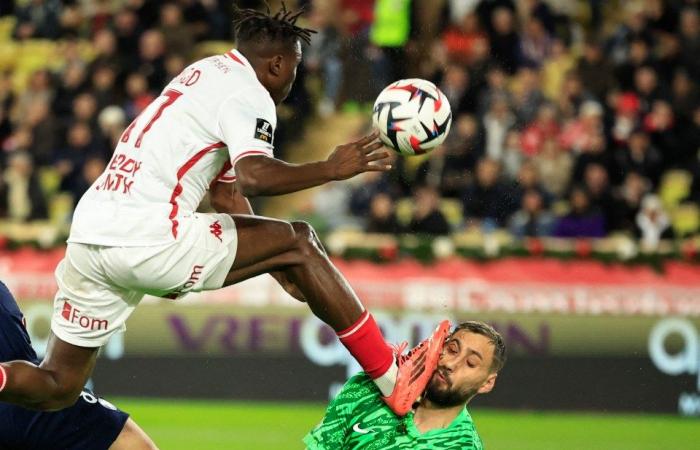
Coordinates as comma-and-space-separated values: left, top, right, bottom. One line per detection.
372, 78, 452, 156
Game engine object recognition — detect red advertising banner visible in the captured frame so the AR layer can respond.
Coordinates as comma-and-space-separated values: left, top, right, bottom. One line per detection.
2, 248, 700, 316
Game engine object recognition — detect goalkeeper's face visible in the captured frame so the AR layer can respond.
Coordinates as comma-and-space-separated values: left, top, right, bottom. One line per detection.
424, 330, 498, 407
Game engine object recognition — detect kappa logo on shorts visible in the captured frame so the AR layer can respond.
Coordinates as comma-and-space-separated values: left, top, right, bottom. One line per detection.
254, 118, 273, 143
61, 299, 109, 331
209, 220, 223, 242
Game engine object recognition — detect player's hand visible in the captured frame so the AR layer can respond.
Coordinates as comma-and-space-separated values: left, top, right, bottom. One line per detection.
325, 131, 392, 181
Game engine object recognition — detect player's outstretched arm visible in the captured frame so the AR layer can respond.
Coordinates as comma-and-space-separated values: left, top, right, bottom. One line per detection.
234, 131, 391, 197
0, 333, 97, 411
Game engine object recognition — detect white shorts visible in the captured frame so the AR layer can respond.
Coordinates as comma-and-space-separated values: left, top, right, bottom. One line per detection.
51, 213, 237, 347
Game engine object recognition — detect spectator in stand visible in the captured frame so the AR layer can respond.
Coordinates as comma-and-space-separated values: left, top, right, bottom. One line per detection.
488, 7, 520, 74
577, 38, 615, 102
0, 152, 48, 222
123, 72, 155, 120
0, 71, 15, 144
501, 129, 524, 180
512, 159, 552, 210
350, 168, 403, 220
606, 3, 652, 66
557, 70, 596, 120
614, 129, 663, 187
442, 13, 488, 66
681, 107, 700, 179
12, 70, 54, 126
159, 2, 195, 59
519, 16, 552, 68
63, 156, 106, 208
511, 65, 545, 125
508, 189, 555, 238
636, 194, 673, 248
439, 64, 478, 116
13, 0, 62, 40
25, 98, 57, 168
90, 64, 121, 111
553, 186, 606, 238
483, 94, 515, 162
113, 7, 141, 71
521, 102, 559, 156
97, 105, 127, 151
478, 65, 511, 116
306, 2, 343, 117
670, 69, 700, 126
55, 122, 101, 192
571, 131, 612, 184
615, 36, 655, 90
611, 171, 650, 234
90, 29, 127, 81
610, 91, 641, 147
366, 193, 402, 234
559, 100, 605, 154
462, 158, 513, 229
69, 92, 100, 139
643, 100, 680, 168
679, 7, 700, 81
656, 31, 682, 85
634, 65, 667, 115
541, 38, 575, 101
407, 186, 450, 236
137, 29, 168, 91
53, 63, 87, 118
418, 115, 482, 198
338, 0, 376, 104
582, 163, 616, 231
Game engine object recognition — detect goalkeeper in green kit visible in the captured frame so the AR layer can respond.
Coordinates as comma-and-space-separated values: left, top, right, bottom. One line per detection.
304, 321, 506, 450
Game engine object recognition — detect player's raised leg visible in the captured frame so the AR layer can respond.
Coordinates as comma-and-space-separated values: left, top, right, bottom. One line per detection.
224, 215, 450, 415
0, 334, 97, 410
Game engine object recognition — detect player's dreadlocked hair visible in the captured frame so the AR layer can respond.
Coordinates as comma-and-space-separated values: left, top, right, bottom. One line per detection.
233, 2, 316, 47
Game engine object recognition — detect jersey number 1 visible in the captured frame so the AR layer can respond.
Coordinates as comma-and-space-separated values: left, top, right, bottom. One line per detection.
120, 89, 183, 148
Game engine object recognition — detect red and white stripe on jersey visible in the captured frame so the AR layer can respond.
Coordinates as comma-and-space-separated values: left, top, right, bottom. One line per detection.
169, 142, 226, 238
225, 51, 245, 65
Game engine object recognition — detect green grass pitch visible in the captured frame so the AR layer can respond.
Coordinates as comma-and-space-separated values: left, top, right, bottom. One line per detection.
114, 398, 698, 449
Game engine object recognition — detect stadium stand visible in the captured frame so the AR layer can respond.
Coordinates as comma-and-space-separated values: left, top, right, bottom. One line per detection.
0, 0, 698, 261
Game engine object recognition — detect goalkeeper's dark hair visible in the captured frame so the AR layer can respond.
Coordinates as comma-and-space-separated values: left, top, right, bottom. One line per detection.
233, 2, 316, 47
453, 321, 506, 373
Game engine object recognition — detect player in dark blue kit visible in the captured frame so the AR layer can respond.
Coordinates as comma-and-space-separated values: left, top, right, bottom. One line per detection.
0, 281, 158, 450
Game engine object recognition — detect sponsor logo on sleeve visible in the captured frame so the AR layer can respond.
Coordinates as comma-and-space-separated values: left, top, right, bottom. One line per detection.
254, 118, 274, 143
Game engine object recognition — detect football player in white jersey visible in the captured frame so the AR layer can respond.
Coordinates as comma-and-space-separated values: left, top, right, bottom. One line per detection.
0, 5, 449, 419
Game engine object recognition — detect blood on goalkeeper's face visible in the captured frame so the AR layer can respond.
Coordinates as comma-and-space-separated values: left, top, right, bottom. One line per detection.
424, 330, 497, 407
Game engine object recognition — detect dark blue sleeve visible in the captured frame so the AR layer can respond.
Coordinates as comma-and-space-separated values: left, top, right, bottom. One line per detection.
0, 281, 40, 364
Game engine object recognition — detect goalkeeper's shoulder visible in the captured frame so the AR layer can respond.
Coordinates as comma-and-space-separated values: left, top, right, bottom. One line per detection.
338, 372, 380, 399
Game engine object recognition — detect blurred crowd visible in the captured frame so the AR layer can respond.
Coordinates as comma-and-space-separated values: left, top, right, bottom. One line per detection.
0, 0, 699, 248
306, 0, 700, 246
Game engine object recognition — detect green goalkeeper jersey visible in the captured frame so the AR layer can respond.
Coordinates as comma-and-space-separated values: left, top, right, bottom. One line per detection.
303, 374, 484, 450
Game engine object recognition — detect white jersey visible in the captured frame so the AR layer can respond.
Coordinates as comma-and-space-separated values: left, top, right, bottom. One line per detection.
69, 49, 276, 247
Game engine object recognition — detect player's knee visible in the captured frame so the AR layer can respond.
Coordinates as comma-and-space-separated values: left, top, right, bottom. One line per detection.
291, 221, 322, 257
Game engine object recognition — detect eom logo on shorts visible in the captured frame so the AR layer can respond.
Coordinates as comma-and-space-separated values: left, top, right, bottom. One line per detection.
209, 220, 223, 242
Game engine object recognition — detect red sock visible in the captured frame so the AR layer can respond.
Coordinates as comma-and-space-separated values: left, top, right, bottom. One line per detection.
0, 364, 7, 392
337, 311, 394, 379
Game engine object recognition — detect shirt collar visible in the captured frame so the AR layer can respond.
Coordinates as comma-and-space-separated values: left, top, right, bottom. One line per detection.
405, 406, 472, 437
224, 49, 256, 77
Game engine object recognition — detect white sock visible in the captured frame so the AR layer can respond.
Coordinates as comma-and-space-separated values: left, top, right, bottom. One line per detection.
373, 359, 398, 397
